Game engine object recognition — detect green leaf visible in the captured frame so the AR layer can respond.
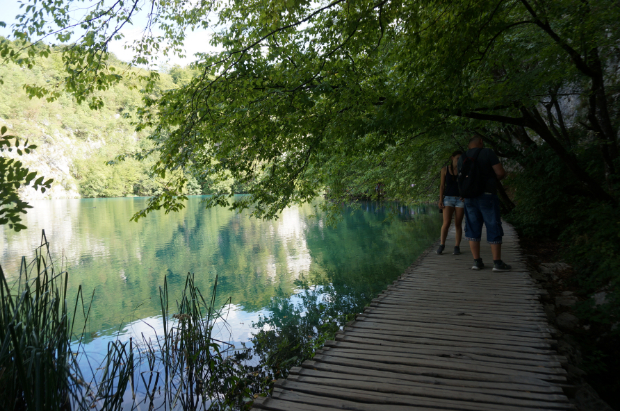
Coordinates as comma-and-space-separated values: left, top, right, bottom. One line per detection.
25, 171, 37, 184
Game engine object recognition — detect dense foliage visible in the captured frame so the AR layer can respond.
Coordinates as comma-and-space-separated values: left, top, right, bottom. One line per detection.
2, 0, 618, 215
0, 46, 231, 203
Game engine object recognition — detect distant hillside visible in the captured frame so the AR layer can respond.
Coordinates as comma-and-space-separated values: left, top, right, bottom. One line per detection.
0, 43, 199, 200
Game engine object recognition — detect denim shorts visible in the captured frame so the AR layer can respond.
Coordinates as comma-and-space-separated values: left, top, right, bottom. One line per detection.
464, 194, 504, 244
443, 196, 464, 208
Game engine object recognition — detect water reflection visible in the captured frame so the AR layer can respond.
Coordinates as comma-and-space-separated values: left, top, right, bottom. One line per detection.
0, 196, 441, 349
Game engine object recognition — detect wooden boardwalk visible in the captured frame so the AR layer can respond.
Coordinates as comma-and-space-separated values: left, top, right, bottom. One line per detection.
252, 223, 574, 410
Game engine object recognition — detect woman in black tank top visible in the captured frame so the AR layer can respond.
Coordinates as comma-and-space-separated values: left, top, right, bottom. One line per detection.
437, 151, 465, 255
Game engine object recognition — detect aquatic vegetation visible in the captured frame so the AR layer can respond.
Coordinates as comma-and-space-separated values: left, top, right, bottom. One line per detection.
0, 232, 247, 410
0, 232, 89, 410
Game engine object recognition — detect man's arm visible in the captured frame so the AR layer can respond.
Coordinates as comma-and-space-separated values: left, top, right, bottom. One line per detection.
492, 163, 507, 180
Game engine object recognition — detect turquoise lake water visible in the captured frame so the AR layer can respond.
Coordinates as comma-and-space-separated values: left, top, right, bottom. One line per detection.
0, 196, 441, 354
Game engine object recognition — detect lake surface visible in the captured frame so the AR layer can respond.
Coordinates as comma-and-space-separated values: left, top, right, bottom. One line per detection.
0, 196, 441, 352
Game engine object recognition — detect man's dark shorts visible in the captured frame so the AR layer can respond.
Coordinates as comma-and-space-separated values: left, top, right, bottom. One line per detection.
464, 193, 504, 244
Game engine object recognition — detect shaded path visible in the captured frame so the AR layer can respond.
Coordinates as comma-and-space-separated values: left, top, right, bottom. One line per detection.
252, 223, 574, 410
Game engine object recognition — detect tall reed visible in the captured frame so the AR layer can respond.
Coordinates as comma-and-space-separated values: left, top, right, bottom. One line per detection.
134, 273, 240, 410
0, 231, 90, 411
1, 232, 245, 411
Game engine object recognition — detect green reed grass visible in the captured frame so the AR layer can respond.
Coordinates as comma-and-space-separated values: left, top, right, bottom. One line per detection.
136, 273, 240, 410
1, 232, 247, 411
0, 231, 91, 411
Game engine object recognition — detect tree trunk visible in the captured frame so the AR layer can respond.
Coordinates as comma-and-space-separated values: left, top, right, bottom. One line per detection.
520, 107, 616, 204
461, 109, 616, 204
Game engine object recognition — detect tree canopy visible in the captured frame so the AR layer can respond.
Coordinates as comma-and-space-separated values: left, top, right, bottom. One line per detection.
2, 0, 620, 219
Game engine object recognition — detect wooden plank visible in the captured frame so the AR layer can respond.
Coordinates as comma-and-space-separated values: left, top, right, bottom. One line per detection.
408, 269, 531, 277
320, 346, 566, 375
299, 361, 565, 395
342, 325, 555, 350
387, 286, 541, 299
252, 396, 341, 411
396, 276, 535, 286
378, 295, 544, 310
357, 312, 552, 334
386, 285, 541, 300
425, 253, 528, 259
383, 291, 541, 305
368, 304, 548, 321
290, 367, 569, 402
311, 353, 563, 386
315, 350, 567, 382
339, 330, 557, 355
371, 300, 546, 316
373, 302, 544, 317
413, 258, 528, 264
374, 301, 544, 315
270, 389, 438, 411
347, 322, 554, 349
284, 374, 572, 409
275, 380, 564, 411
404, 272, 534, 279
364, 305, 548, 323
333, 334, 566, 363
355, 314, 551, 336
387, 282, 536, 290
324, 340, 564, 368
407, 272, 532, 279
390, 284, 537, 294
351, 318, 553, 342
380, 285, 539, 295
339, 330, 554, 355
406, 263, 531, 271
365, 305, 549, 322
398, 281, 536, 291
406, 271, 533, 280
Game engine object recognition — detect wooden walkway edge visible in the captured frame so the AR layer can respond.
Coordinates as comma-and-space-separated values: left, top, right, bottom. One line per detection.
252, 222, 574, 410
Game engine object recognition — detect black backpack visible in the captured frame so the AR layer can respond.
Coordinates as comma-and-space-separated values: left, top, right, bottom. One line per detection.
457, 148, 486, 198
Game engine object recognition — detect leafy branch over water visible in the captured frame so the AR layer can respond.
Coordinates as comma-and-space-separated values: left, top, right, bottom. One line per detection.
233, 282, 363, 399
0, 126, 53, 231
